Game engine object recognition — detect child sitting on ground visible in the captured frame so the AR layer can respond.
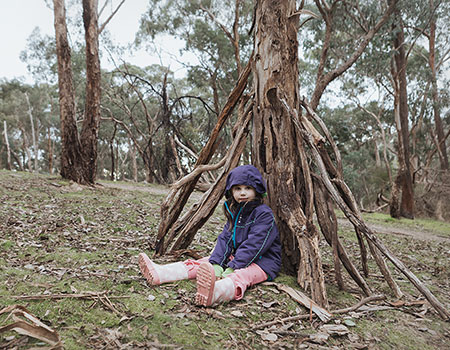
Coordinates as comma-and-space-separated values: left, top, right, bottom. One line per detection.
138, 165, 281, 306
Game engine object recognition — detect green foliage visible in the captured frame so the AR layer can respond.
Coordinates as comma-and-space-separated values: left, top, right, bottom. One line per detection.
318, 103, 395, 207
19, 28, 58, 84
135, 0, 254, 152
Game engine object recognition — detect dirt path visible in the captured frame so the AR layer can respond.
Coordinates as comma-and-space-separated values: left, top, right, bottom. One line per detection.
338, 218, 450, 243
99, 181, 204, 200
99, 181, 171, 196
100, 180, 449, 243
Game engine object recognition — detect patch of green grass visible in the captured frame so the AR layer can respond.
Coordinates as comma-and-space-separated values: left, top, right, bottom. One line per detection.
326, 284, 357, 308
354, 311, 437, 350
413, 218, 450, 237
361, 211, 450, 237
0, 240, 14, 250
337, 227, 360, 243
273, 273, 298, 289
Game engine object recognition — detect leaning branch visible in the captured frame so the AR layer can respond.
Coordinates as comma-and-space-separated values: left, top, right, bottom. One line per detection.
174, 135, 198, 160
296, 100, 450, 320
170, 157, 226, 190
155, 54, 254, 254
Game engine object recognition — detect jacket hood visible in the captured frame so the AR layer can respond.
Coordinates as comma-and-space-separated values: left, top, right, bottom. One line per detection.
225, 165, 266, 197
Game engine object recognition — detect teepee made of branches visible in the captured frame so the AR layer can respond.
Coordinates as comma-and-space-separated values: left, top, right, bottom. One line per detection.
153, 0, 449, 320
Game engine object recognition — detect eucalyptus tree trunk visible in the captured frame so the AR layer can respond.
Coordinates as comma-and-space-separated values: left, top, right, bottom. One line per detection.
53, 0, 86, 183
428, 0, 448, 171
47, 127, 54, 174
389, 0, 414, 219
80, 0, 101, 183
161, 73, 180, 184
3, 121, 11, 170
130, 140, 138, 182
252, 0, 327, 307
19, 126, 33, 172
25, 92, 38, 172
54, 0, 101, 184
427, 0, 447, 220
109, 123, 117, 181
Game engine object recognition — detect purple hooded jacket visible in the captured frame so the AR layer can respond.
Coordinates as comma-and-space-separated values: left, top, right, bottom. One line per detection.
209, 165, 282, 280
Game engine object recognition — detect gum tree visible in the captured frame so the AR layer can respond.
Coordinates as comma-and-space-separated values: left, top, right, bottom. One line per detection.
53, 0, 124, 184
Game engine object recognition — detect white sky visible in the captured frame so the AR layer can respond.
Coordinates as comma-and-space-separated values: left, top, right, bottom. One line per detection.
0, 0, 196, 83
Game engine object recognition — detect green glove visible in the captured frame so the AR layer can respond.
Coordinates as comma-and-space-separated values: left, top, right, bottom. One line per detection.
222, 267, 235, 278
212, 264, 224, 277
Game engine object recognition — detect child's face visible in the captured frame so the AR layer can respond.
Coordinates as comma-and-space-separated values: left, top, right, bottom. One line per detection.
231, 185, 256, 203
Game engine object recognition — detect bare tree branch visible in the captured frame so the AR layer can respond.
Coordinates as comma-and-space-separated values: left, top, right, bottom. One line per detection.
311, 0, 397, 109
99, 0, 126, 34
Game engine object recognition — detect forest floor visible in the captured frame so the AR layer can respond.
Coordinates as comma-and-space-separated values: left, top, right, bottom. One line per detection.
0, 170, 449, 350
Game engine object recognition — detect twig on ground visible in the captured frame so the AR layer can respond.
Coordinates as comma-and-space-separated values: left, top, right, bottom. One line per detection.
13, 291, 127, 317
143, 342, 183, 349
251, 294, 386, 330
273, 330, 309, 338
333, 294, 386, 314
87, 298, 99, 311
12, 292, 131, 300
99, 294, 122, 315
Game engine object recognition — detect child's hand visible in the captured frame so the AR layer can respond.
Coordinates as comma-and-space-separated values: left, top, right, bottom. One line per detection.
212, 264, 224, 277
222, 267, 235, 277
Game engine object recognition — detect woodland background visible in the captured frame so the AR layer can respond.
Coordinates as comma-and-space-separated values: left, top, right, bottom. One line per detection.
1, 1, 450, 348
0, 0, 448, 221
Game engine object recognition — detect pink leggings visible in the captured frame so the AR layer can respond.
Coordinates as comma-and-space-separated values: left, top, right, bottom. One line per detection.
183, 257, 268, 300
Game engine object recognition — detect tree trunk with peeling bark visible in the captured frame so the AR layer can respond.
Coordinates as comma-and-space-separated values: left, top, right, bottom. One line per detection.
252, 0, 328, 307
80, 0, 101, 183
428, 0, 448, 171
25, 92, 38, 172
3, 121, 11, 171
54, 0, 86, 183
389, 0, 414, 219
54, 0, 101, 185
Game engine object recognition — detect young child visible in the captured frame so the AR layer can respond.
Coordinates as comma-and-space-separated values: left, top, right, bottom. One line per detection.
138, 165, 281, 307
